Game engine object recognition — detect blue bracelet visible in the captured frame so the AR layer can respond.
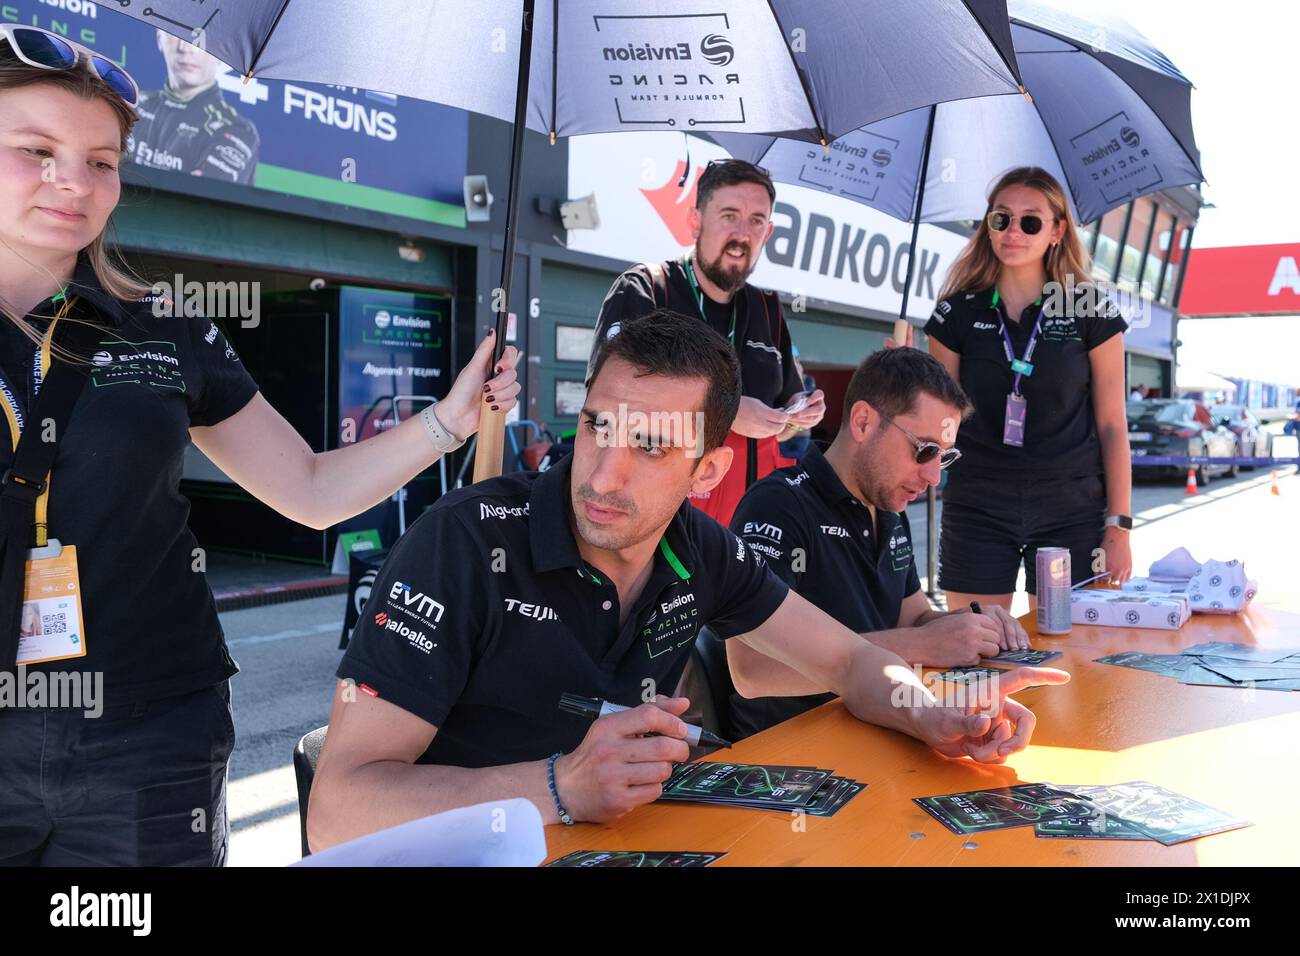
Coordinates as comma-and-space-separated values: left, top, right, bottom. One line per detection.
547, 752, 574, 825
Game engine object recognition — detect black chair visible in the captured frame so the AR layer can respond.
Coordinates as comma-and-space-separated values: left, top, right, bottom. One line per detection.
293, 725, 328, 858
690, 627, 737, 745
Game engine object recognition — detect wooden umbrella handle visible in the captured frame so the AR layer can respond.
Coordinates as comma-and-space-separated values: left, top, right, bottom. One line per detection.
472, 396, 508, 482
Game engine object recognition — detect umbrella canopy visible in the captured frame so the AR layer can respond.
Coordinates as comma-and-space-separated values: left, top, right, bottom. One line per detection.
713, 0, 1203, 225
108, 0, 1028, 479
110, 0, 1023, 143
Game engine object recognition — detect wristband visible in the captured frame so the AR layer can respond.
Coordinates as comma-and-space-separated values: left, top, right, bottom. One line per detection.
1103, 514, 1133, 531
419, 402, 466, 453
547, 752, 574, 825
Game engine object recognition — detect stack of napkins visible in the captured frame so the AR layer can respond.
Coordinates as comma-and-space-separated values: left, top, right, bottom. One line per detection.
1122, 549, 1258, 614
1071, 590, 1190, 630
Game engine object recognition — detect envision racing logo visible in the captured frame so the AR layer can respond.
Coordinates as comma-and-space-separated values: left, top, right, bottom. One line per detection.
660, 592, 695, 615
700, 34, 733, 66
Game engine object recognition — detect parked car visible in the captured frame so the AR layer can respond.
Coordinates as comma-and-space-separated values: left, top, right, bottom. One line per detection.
1127, 399, 1238, 484
1211, 404, 1272, 468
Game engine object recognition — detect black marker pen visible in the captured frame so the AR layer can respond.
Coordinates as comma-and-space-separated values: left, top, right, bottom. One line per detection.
559, 693, 732, 749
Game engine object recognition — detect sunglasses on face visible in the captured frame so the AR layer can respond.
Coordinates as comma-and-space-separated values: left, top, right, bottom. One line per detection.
986, 211, 1056, 236
881, 414, 962, 470
0, 24, 139, 105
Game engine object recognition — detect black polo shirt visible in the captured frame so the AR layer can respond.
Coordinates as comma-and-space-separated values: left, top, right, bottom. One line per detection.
0, 257, 258, 706
729, 445, 921, 738
923, 286, 1127, 479
336, 454, 789, 769
589, 257, 801, 409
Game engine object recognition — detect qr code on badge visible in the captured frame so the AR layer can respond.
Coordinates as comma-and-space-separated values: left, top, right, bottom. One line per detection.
41, 612, 68, 634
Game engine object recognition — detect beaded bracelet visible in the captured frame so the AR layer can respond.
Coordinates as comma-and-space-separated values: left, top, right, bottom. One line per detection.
546, 752, 574, 825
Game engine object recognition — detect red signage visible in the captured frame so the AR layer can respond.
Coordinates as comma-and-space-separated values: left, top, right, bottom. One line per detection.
640, 159, 700, 247
1180, 243, 1300, 316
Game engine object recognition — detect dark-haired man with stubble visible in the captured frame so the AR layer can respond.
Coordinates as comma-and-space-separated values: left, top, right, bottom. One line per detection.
587, 159, 826, 526
729, 348, 1032, 739
308, 312, 1066, 849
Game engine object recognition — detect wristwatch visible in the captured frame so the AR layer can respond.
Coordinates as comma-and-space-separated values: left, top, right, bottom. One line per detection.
1104, 514, 1134, 531
419, 402, 466, 453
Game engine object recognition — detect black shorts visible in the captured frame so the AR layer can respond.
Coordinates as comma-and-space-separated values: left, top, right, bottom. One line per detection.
0, 681, 235, 866
938, 472, 1106, 595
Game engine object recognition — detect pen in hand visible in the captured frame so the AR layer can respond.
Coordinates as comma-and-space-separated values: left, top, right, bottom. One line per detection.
559, 693, 732, 749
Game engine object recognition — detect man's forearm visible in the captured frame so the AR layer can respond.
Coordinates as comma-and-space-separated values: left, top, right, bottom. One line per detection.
735, 625, 921, 696
309, 757, 554, 852
860, 626, 930, 663
730, 635, 831, 698
911, 608, 948, 626
738, 592, 930, 739
836, 639, 931, 738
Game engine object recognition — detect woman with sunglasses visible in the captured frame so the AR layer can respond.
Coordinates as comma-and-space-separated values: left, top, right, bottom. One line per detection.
0, 28, 520, 866
920, 166, 1133, 616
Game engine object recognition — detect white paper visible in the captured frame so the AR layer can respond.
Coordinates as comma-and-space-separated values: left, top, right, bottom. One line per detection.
292, 798, 546, 867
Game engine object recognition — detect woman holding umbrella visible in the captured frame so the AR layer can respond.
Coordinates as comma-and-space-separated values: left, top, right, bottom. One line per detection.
0, 28, 519, 865
923, 166, 1133, 614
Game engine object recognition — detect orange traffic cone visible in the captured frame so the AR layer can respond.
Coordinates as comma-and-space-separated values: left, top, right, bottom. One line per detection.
1271, 469, 1281, 496
1184, 467, 1199, 496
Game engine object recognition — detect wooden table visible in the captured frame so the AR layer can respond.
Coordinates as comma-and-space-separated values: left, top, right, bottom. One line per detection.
543, 597, 1300, 865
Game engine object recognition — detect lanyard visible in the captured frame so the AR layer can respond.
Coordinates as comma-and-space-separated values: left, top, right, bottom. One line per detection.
683, 253, 737, 346
991, 289, 1044, 397
0, 295, 76, 548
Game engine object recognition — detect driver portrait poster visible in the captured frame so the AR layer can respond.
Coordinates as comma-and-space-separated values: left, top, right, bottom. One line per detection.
3, 1, 469, 225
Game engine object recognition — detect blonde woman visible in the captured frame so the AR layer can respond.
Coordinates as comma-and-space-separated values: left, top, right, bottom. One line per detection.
0, 27, 519, 866
923, 167, 1132, 614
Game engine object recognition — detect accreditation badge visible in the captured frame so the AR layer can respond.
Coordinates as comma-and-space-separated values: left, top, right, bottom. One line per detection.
1003, 393, 1028, 447
17, 539, 87, 666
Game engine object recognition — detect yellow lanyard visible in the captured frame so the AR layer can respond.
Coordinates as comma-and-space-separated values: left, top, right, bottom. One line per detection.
0, 295, 76, 548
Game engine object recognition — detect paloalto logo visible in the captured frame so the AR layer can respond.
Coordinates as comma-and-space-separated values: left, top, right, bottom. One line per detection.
375, 611, 436, 652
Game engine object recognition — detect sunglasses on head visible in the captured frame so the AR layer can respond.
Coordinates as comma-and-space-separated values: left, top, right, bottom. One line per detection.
881, 414, 961, 470
703, 158, 771, 179
0, 24, 139, 105
986, 211, 1056, 236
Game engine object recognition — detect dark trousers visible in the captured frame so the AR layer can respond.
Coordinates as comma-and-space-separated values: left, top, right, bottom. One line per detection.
0, 681, 235, 866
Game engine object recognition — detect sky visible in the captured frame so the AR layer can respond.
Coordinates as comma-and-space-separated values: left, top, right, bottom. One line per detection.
1084, 0, 1300, 388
